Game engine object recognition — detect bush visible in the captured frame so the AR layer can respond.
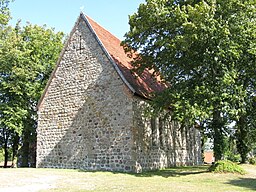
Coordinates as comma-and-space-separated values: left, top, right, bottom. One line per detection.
208, 160, 246, 174
0, 149, 4, 162
248, 157, 256, 165
226, 153, 241, 163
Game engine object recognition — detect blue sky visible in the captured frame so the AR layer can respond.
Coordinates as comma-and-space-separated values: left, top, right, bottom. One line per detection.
9, 0, 145, 40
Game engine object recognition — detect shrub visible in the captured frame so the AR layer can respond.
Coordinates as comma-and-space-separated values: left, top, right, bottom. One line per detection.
227, 153, 241, 163
208, 160, 246, 174
248, 157, 256, 165
0, 149, 4, 162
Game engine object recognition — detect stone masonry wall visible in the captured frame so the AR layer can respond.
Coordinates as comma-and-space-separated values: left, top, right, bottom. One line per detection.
37, 15, 202, 173
37, 17, 135, 172
131, 97, 202, 172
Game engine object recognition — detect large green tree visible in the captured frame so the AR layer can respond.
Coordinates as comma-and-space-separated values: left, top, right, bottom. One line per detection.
123, 0, 256, 161
0, 0, 14, 168
0, 21, 64, 167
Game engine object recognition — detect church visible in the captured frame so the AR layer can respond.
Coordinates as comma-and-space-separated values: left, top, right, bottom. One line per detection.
36, 13, 201, 172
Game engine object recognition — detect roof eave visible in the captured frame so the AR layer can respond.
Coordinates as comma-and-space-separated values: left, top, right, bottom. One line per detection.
81, 13, 136, 95
37, 12, 142, 111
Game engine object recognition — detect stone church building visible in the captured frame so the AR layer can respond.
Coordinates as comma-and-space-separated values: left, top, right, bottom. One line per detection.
36, 13, 201, 172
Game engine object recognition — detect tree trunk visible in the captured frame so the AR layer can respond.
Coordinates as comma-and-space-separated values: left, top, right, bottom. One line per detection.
212, 109, 225, 162
4, 137, 9, 168
236, 116, 249, 164
3, 128, 10, 168
20, 130, 30, 167
11, 133, 20, 168
20, 116, 37, 167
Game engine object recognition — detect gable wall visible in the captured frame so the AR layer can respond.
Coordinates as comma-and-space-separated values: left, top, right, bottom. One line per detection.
36, 17, 135, 171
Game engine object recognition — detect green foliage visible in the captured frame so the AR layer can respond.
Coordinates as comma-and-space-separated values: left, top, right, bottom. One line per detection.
0, 11, 64, 165
0, 147, 12, 161
123, 0, 256, 161
224, 136, 241, 163
0, 149, 4, 161
208, 160, 246, 174
0, 0, 12, 25
226, 153, 241, 163
0, 23, 64, 133
236, 115, 256, 163
248, 157, 256, 165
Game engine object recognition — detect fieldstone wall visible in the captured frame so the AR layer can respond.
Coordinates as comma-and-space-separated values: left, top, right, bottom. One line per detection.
37, 17, 135, 172
37, 15, 202, 173
131, 97, 202, 172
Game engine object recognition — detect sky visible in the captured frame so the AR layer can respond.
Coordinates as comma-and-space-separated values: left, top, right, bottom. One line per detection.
9, 0, 145, 40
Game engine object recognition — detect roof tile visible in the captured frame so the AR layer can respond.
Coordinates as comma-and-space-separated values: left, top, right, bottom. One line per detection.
85, 15, 166, 99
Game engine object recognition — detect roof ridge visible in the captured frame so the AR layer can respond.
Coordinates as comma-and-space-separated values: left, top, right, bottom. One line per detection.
80, 13, 136, 94
84, 14, 121, 42
37, 13, 167, 110
82, 13, 167, 99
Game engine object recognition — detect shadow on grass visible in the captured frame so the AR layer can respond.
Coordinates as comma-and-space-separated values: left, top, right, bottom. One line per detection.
78, 166, 209, 178
227, 178, 256, 191
130, 166, 209, 178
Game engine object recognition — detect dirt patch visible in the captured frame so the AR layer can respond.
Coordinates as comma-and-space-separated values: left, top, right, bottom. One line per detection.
0, 169, 58, 192
242, 164, 256, 177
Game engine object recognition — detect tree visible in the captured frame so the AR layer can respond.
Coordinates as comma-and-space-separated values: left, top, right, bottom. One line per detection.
122, 0, 256, 161
0, 22, 64, 167
0, 0, 13, 167
229, 2, 256, 163
0, 0, 11, 26
235, 94, 256, 163
16, 23, 64, 167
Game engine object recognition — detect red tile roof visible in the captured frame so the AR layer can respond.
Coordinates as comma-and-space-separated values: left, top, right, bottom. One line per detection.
37, 14, 167, 110
84, 14, 167, 99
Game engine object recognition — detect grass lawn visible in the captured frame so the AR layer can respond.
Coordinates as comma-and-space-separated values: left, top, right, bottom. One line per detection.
0, 164, 255, 192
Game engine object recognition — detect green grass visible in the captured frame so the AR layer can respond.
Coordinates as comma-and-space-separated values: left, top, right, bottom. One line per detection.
0, 165, 255, 192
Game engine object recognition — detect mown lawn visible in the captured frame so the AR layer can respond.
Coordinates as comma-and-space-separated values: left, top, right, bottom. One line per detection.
0, 164, 255, 192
